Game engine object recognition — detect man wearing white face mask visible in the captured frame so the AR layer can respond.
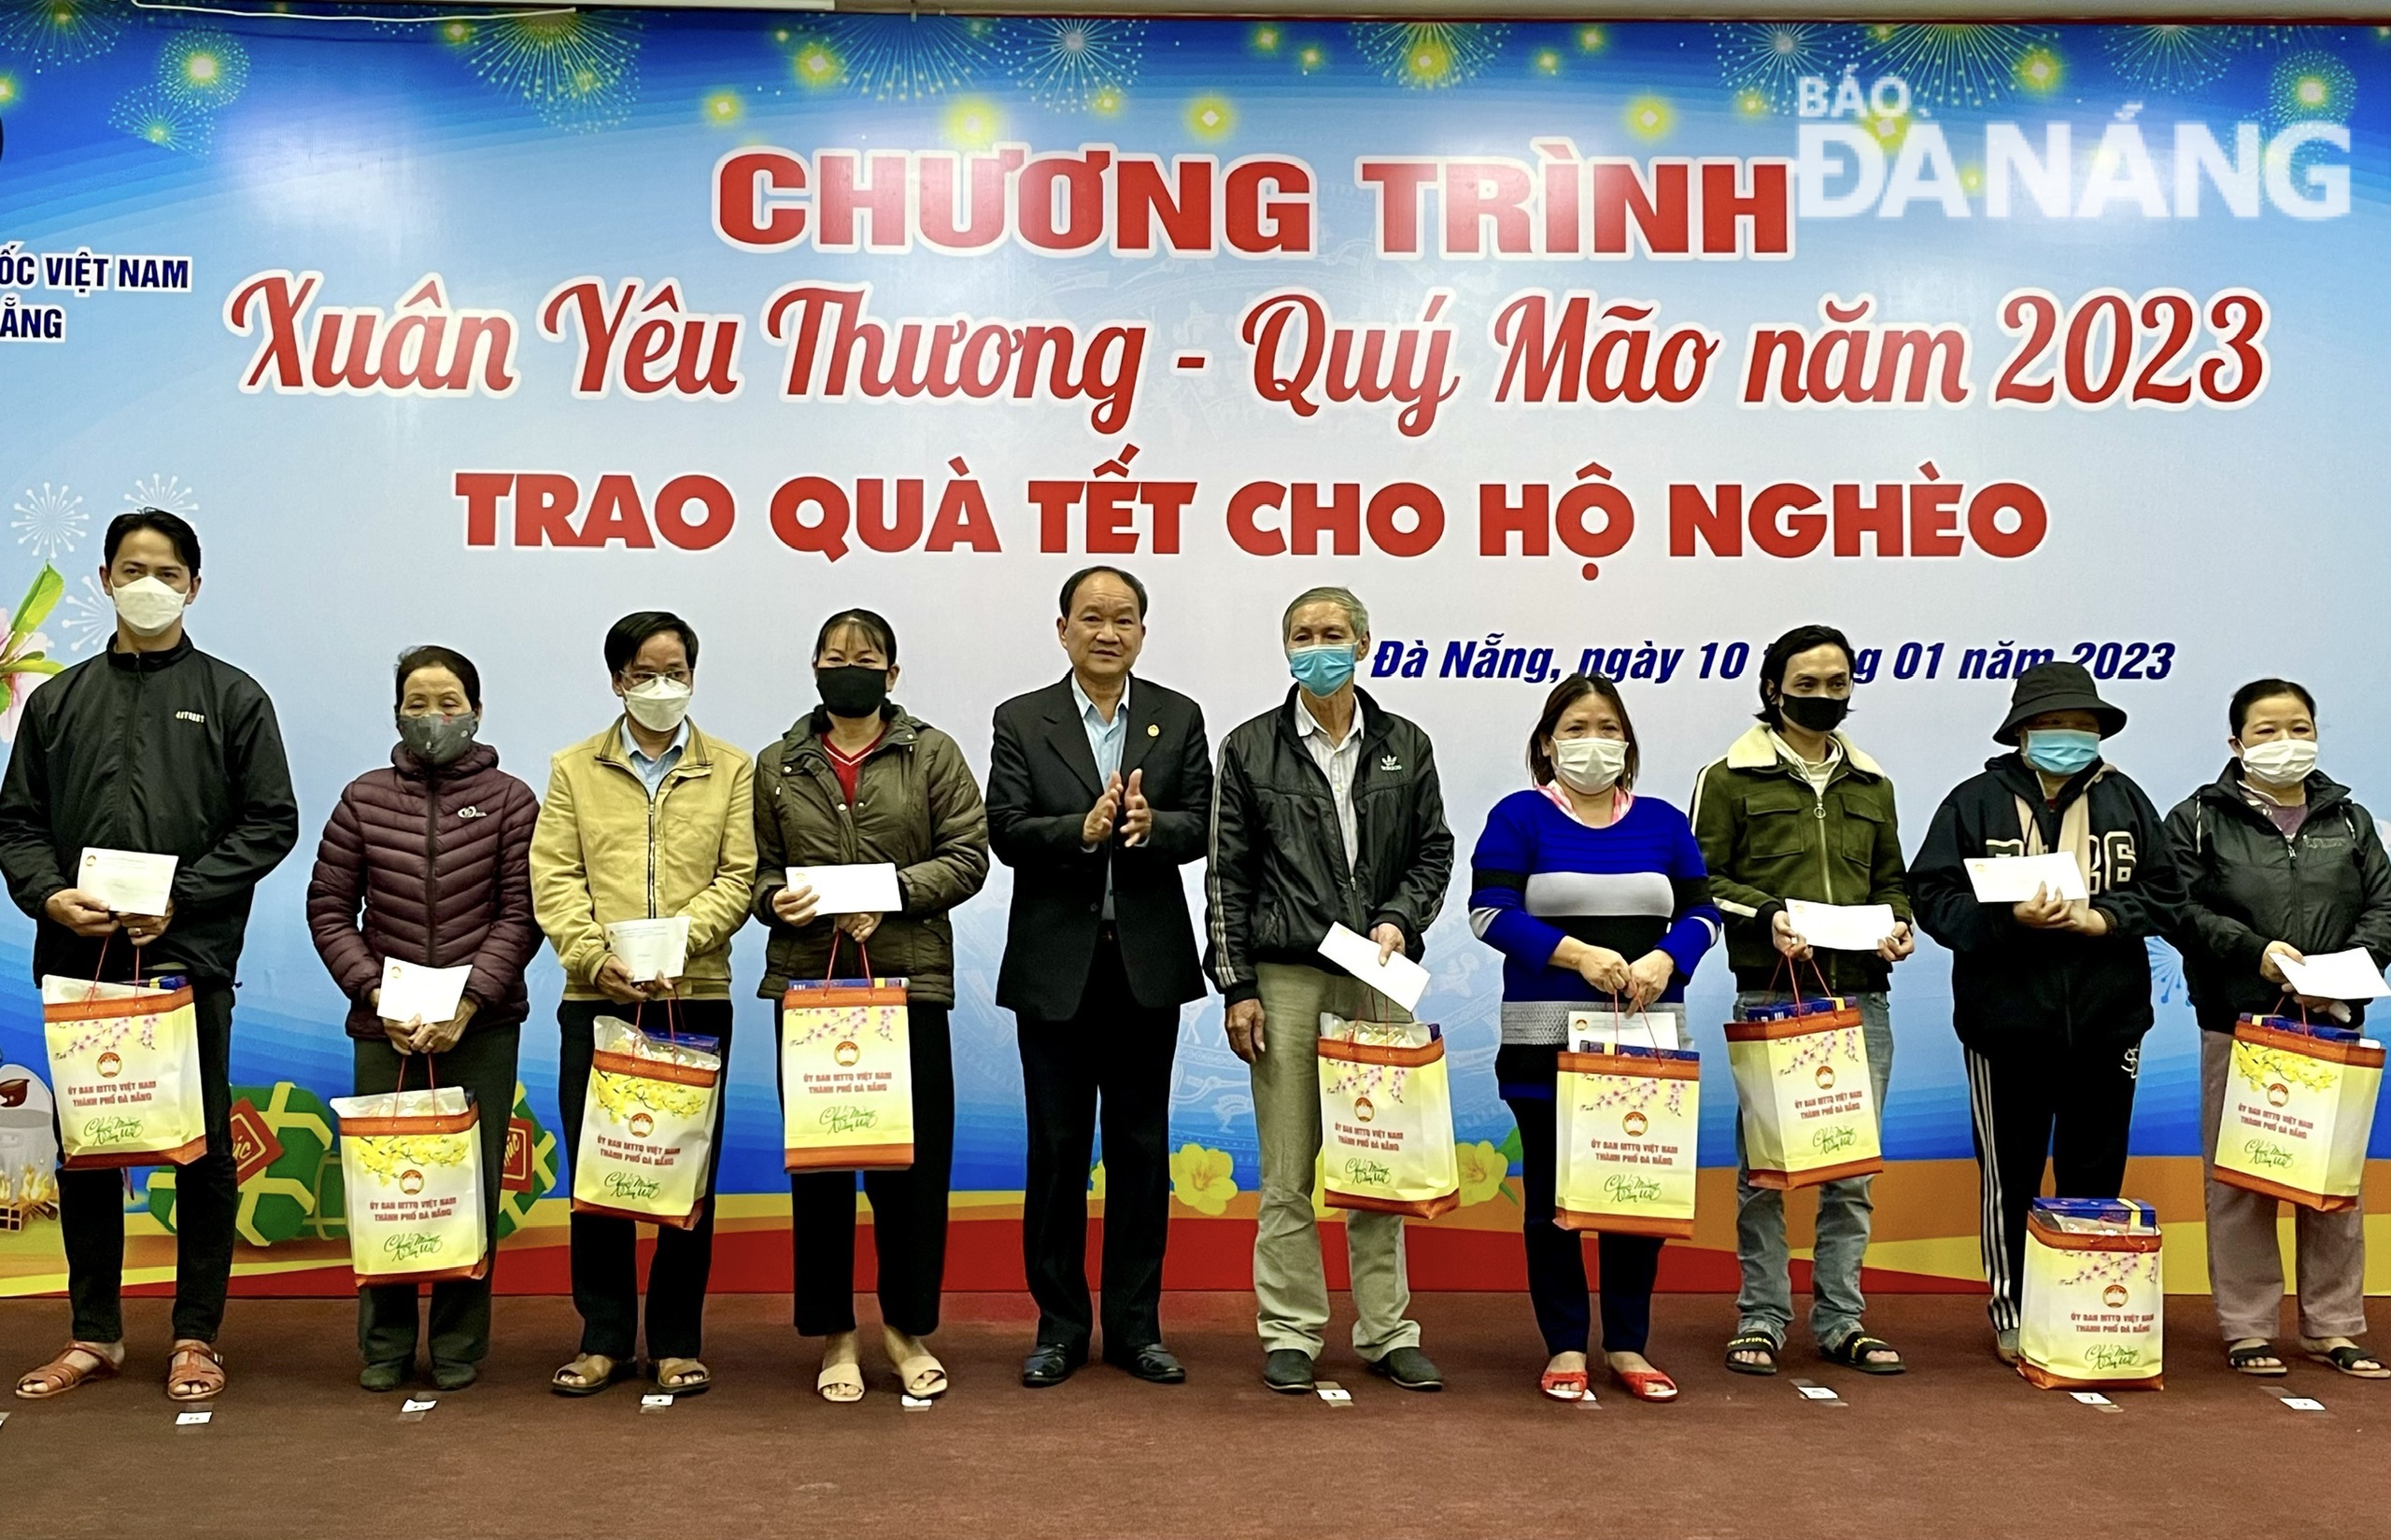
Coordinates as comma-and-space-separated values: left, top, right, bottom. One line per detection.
2164, 678, 2391, 1380
530, 610, 755, 1399
1206, 586, 1453, 1394
1, 510, 300, 1405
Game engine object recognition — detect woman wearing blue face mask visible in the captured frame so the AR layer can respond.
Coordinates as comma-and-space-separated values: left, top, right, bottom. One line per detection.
1908, 661, 2186, 1367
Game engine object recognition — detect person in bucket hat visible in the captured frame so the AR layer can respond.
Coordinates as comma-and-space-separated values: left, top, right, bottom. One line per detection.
1908, 662, 2186, 1365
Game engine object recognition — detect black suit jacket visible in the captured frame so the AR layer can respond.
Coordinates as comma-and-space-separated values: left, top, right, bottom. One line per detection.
987, 674, 1212, 1020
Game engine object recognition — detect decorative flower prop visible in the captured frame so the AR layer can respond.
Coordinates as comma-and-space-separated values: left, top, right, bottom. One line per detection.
1168, 1142, 1238, 1215
0, 564, 65, 741
1454, 1138, 1510, 1207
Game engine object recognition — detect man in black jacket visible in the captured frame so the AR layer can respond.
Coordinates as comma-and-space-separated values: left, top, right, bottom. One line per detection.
1909, 661, 2183, 1364
0, 510, 299, 1404
1206, 586, 1453, 1395
987, 566, 1211, 1390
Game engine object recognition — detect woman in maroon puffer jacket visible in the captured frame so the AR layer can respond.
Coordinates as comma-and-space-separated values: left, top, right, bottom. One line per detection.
306, 644, 541, 1393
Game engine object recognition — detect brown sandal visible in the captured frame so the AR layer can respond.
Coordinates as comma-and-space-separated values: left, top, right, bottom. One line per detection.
16, 1341, 123, 1400
166, 1339, 225, 1403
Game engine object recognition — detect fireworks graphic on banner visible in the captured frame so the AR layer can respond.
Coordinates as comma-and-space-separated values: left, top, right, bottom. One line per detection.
108, 85, 210, 153
2101, 25, 2251, 93
1005, 18, 1146, 111
823, 15, 999, 101
159, 29, 248, 111
2269, 49, 2356, 124
58, 573, 110, 656
788, 34, 842, 91
123, 474, 198, 518
11, 484, 84, 565
1186, 93, 1234, 139
1713, 23, 1845, 112
941, 94, 1002, 149
1860, 23, 2055, 107
0, 0, 124, 72
1350, 22, 1508, 90
460, 10, 641, 132
0, 72, 18, 110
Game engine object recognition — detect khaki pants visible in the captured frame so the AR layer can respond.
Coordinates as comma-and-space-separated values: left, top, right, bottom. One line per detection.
2200, 1029, 2369, 1341
1249, 962, 1422, 1360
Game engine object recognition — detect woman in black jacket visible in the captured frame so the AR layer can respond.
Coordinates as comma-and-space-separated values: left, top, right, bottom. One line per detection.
2164, 678, 2391, 1380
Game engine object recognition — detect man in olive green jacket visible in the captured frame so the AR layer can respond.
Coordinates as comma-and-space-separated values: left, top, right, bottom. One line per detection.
531, 611, 756, 1398
1689, 625, 1912, 1378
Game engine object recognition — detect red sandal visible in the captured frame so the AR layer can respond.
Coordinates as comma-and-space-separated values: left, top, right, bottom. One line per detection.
1539, 1367, 1590, 1401
1611, 1364, 1679, 1403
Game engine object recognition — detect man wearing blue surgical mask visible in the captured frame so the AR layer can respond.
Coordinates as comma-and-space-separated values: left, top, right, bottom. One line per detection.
1205, 586, 1454, 1395
1909, 661, 2186, 1368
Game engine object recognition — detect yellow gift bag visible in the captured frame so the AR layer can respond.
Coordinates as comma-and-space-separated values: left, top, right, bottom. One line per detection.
780, 946, 913, 1172
572, 1015, 721, 1230
2018, 1197, 2163, 1392
1726, 996, 1882, 1190
42, 974, 206, 1169
1316, 1015, 1459, 1219
332, 1081, 488, 1287
1556, 1038, 1701, 1239
2213, 1016, 2383, 1211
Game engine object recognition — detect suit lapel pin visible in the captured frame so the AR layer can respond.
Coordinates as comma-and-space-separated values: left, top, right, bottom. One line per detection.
1146, 723, 1160, 737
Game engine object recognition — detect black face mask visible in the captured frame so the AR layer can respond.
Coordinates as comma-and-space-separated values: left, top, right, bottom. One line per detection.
816, 665, 890, 719
1779, 693, 1851, 734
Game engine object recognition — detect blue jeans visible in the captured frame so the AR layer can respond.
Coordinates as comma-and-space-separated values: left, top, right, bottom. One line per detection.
1731, 990, 1894, 1347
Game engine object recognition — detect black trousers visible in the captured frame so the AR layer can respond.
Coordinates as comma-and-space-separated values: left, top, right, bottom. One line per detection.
352, 1024, 519, 1369
790, 1000, 954, 1337
1964, 1038, 2140, 1331
58, 983, 237, 1344
556, 997, 734, 1362
1507, 1082, 1662, 1357
1016, 934, 1178, 1353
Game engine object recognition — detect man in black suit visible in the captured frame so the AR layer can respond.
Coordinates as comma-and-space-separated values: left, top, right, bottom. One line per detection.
987, 566, 1212, 1388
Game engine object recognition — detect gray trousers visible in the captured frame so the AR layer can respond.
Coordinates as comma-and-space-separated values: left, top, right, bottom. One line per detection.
2200, 1028, 2368, 1341
1732, 991, 1895, 1346
1248, 963, 1422, 1360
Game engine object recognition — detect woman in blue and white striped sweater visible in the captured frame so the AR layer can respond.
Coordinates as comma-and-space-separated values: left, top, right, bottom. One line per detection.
1469, 673, 1721, 1404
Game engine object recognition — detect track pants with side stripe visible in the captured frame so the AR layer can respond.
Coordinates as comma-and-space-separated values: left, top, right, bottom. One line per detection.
1964, 1038, 2140, 1332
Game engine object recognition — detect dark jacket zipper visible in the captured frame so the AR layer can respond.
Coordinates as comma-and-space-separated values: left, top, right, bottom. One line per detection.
422, 761, 442, 968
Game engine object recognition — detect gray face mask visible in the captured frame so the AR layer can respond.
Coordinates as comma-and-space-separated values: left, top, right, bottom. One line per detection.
398, 711, 479, 767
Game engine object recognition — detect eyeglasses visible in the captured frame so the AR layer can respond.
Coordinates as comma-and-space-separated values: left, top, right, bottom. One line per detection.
625, 669, 691, 688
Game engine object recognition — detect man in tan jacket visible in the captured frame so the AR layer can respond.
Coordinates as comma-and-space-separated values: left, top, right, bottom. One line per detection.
531, 610, 755, 1398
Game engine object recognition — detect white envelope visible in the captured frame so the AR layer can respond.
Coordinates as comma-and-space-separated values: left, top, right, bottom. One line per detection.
1965, 854, 2089, 903
77, 848, 177, 915
1784, 900, 1900, 953
1316, 922, 1430, 1013
1565, 1010, 1681, 1052
605, 915, 691, 983
378, 957, 473, 1024
2277, 948, 2391, 1002
785, 864, 902, 915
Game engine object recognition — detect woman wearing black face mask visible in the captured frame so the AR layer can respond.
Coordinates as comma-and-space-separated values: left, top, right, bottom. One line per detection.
305, 644, 543, 1392
751, 608, 990, 1404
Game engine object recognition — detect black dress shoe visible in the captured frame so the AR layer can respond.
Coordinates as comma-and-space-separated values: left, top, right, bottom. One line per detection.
1365, 1345, 1444, 1391
1021, 1343, 1087, 1388
1262, 1349, 1315, 1393
1104, 1344, 1185, 1384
